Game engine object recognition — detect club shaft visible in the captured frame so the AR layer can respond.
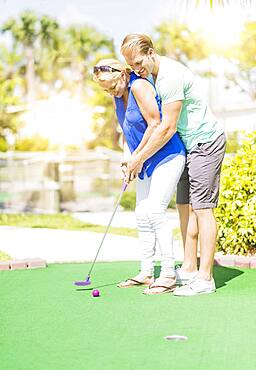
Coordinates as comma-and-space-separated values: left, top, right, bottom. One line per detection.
87, 186, 126, 278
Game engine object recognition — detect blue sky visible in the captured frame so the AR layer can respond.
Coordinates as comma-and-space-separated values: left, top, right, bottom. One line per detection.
0, 0, 184, 51
0, 0, 255, 56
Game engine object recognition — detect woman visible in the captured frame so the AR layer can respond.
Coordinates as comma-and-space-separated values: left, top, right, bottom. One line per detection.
93, 59, 185, 294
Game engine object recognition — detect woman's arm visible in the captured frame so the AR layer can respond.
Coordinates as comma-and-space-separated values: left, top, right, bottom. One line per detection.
126, 101, 182, 181
120, 135, 131, 182
131, 79, 161, 154
121, 135, 131, 163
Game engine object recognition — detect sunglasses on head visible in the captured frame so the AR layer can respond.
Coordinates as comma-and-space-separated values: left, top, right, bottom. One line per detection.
93, 65, 122, 74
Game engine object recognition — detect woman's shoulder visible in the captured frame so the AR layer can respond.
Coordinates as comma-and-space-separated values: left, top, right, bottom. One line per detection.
131, 77, 155, 96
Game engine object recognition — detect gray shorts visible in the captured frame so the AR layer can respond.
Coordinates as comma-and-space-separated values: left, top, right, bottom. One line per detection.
176, 132, 226, 210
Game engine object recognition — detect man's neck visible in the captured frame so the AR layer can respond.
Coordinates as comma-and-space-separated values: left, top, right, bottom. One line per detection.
152, 54, 161, 82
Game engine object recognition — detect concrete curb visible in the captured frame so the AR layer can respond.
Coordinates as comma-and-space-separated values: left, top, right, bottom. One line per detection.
0, 258, 47, 271
214, 254, 256, 269
1, 254, 256, 272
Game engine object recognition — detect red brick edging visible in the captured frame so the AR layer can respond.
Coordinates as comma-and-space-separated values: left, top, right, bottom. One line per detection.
214, 253, 256, 269
1, 255, 255, 271
0, 258, 47, 271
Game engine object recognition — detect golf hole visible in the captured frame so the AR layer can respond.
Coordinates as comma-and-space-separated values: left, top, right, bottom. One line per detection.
164, 335, 188, 341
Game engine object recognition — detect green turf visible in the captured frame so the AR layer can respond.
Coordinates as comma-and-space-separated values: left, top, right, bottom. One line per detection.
1, 262, 256, 370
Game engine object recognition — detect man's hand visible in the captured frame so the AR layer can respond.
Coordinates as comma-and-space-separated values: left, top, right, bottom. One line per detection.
125, 153, 144, 183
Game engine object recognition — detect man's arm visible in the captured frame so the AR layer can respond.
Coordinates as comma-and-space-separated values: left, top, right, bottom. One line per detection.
126, 101, 182, 182
131, 79, 161, 154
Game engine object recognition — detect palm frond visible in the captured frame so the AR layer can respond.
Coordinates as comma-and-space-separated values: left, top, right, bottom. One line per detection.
193, 0, 252, 8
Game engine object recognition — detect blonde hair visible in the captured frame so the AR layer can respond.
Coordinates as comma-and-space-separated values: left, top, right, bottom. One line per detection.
121, 34, 154, 56
93, 58, 131, 84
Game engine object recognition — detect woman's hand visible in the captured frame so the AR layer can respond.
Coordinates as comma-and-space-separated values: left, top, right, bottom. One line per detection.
120, 157, 131, 184
120, 161, 127, 180
125, 152, 143, 183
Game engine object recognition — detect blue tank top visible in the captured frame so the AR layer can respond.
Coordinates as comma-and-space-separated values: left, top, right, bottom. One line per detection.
115, 72, 185, 180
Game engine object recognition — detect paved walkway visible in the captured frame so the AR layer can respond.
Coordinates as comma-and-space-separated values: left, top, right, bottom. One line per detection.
0, 211, 183, 263
72, 210, 180, 230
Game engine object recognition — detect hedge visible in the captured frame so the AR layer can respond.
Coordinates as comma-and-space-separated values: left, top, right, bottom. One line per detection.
215, 131, 256, 255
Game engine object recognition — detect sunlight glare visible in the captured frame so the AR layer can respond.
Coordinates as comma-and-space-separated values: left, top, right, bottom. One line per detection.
21, 94, 95, 146
186, 6, 248, 49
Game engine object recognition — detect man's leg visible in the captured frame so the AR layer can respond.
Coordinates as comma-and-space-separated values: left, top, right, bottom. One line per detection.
194, 208, 217, 280
176, 203, 189, 248
182, 206, 199, 272
176, 164, 198, 276
176, 167, 199, 285
174, 133, 226, 295
177, 204, 198, 272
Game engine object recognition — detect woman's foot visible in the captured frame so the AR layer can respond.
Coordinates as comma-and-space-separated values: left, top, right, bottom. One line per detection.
143, 276, 176, 294
117, 274, 154, 288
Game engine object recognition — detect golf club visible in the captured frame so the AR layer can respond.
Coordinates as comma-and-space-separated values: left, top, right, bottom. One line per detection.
74, 181, 128, 286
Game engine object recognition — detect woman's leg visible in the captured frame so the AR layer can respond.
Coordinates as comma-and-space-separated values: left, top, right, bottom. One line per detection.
145, 155, 185, 278
135, 175, 156, 277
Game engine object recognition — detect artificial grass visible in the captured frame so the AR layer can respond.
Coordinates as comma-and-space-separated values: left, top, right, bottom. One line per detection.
1, 262, 256, 370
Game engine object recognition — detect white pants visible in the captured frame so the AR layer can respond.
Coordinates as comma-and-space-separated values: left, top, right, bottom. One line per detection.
135, 155, 185, 277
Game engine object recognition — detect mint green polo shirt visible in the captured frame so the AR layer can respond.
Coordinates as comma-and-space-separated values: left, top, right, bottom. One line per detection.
155, 56, 224, 152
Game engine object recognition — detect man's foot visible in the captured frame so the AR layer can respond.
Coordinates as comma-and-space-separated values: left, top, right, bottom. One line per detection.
143, 276, 176, 295
117, 274, 153, 288
173, 277, 216, 296
175, 266, 198, 286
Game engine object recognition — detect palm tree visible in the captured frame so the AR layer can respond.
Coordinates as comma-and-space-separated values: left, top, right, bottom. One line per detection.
39, 15, 59, 49
36, 15, 63, 94
1, 11, 38, 103
1, 12, 63, 103
0, 43, 22, 80
63, 25, 114, 99
0, 44, 24, 145
153, 21, 209, 66
194, 0, 252, 7
226, 21, 256, 100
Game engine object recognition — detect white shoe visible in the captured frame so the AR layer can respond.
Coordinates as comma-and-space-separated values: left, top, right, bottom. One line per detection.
173, 277, 216, 296
175, 266, 198, 285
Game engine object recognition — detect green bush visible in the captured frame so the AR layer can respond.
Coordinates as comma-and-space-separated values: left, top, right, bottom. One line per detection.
225, 131, 242, 153
215, 131, 256, 255
120, 189, 176, 211
0, 137, 8, 152
15, 135, 49, 151
120, 190, 136, 211
0, 250, 11, 261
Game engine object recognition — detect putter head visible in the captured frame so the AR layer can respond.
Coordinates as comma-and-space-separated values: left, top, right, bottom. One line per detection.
74, 276, 91, 286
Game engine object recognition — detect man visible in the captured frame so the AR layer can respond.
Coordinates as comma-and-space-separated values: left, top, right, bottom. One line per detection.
121, 33, 226, 296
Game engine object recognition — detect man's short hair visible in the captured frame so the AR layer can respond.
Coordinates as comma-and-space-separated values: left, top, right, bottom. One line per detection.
121, 34, 154, 56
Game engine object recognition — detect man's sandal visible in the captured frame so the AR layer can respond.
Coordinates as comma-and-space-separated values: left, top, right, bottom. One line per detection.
117, 276, 154, 288
143, 276, 176, 295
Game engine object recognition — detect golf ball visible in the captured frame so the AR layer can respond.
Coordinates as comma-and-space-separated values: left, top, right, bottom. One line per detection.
92, 289, 100, 297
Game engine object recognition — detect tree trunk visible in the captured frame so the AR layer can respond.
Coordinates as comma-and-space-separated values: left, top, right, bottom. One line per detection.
25, 46, 35, 103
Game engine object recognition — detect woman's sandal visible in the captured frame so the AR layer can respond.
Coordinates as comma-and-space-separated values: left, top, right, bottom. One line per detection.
143, 277, 176, 295
117, 276, 154, 288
